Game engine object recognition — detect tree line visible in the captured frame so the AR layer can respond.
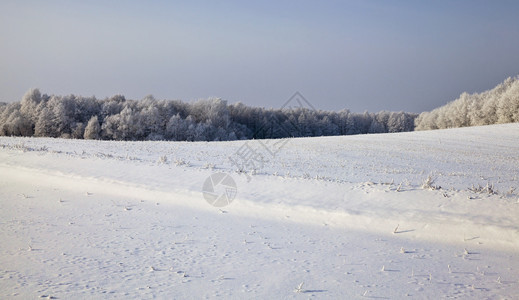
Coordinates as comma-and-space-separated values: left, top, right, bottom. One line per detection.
415, 76, 519, 130
0, 89, 418, 141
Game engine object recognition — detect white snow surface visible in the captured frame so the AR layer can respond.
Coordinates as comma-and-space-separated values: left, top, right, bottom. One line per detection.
1, 123, 518, 299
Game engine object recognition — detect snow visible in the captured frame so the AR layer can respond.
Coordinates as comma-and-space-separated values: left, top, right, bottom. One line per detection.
1, 123, 518, 298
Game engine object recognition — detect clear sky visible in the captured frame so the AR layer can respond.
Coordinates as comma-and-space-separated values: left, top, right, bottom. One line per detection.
1, 0, 518, 112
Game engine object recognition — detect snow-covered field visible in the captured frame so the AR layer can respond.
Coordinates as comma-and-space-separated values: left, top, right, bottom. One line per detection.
1, 123, 518, 299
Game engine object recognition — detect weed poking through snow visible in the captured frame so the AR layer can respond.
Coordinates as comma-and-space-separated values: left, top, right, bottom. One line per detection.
393, 224, 400, 234
158, 155, 168, 164
422, 175, 440, 190
294, 282, 304, 293
469, 182, 498, 195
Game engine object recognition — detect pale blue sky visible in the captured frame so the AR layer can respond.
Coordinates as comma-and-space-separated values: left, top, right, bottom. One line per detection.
1, 0, 518, 112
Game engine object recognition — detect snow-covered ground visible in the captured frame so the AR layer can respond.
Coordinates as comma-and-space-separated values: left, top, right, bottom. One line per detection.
1, 123, 518, 299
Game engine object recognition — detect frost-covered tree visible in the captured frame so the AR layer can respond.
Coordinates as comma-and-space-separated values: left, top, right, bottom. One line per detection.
35, 107, 55, 137
138, 99, 163, 140
166, 113, 188, 141
71, 122, 85, 139
84, 116, 101, 139
368, 119, 385, 133
20, 88, 43, 125
101, 106, 142, 140
48, 95, 75, 137
2, 110, 32, 136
